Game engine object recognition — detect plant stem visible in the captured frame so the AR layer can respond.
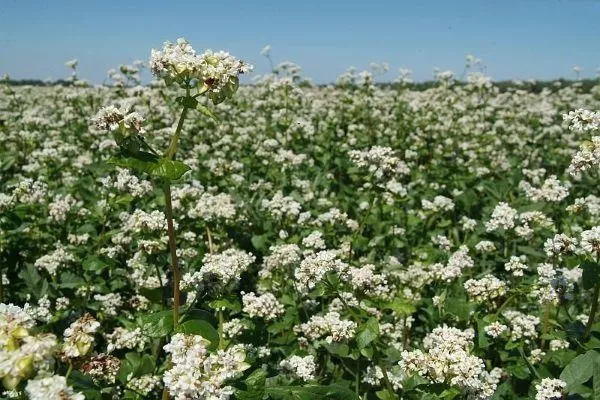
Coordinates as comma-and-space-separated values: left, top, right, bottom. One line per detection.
355, 359, 360, 398
583, 280, 600, 343
378, 361, 396, 399
0, 265, 4, 303
206, 226, 214, 254
163, 182, 181, 329
159, 102, 191, 400
166, 105, 189, 160
541, 304, 551, 350
518, 348, 540, 380
161, 97, 192, 331
494, 293, 516, 318
218, 308, 225, 349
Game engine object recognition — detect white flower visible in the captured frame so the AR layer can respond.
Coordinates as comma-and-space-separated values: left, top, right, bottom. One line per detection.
92, 104, 144, 134
280, 355, 316, 381
549, 339, 569, 352
34, 243, 75, 277
242, 292, 285, 320
150, 38, 252, 102
25, 375, 84, 400
580, 226, 600, 254
199, 249, 255, 287
544, 234, 577, 257
563, 109, 600, 131
503, 310, 539, 342
422, 196, 455, 212
163, 334, 249, 399
62, 314, 100, 359
348, 146, 410, 179
485, 202, 517, 232
105, 327, 146, 353
295, 311, 356, 343
464, 275, 507, 303
295, 250, 348, 292
127, 374, 162, 396
569, 136, 600, 175
504, 256, 528, 277
534, 378, 566, 400
399, 326, 498, 398
484, 322, 508, 338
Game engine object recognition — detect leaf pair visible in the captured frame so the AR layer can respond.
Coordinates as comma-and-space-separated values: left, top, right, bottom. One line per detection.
108, 151, 190, 180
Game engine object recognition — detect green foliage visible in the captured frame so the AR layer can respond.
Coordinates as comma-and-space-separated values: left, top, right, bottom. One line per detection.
2, 62, 600, 400
108, 152, 190, 180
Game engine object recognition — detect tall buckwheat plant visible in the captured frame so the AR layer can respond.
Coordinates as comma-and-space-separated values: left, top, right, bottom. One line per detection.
93, 38, 251, 398
94, 38, 251, 329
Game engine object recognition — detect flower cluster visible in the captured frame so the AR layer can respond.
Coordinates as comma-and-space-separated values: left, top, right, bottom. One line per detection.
241, 292, 285, 320
162, 333, 249, 399
399, 326, 500, 398
280, 355, 316, 381
150, 38, 252, 103
295, 312, 357, 343
0, 304, 57, 390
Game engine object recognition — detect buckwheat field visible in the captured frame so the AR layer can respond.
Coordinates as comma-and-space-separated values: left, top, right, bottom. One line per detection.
2, 39, 600, 400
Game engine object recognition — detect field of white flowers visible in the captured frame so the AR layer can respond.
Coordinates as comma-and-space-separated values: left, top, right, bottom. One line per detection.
2, 39, 600, 400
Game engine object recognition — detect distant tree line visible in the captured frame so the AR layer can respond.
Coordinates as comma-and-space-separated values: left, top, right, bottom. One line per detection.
4, 79, 79, 87
5, 77, 600, 93
380, 78, 600, 93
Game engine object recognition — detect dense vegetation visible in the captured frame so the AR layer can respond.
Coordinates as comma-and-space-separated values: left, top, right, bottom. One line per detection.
2, 40, 600, 399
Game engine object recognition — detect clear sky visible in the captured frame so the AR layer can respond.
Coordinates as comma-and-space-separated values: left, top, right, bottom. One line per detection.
0, 0, 598, 84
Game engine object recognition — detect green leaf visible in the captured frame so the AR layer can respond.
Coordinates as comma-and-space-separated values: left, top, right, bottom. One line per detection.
196, 103, 219, 121
209, 298, 242, 313
140, 310, 174, 338
138, 354, 155, 375
356, 318, 379, 349
82, 256, 109, 273
237, 368, 268, 400
114, 194, 134, 205
107, 151, 159, 175
376, 390, 397, 400
384, 298, 416, 317
360, 347, 374, 359
440, 387, 461, 399
266, 383, 358, 400
176, 96, 199, 109
151, 158, 190, 180
593, 356, 600, 399
177, 319, 219, 345
118, 353, 155, 383
245, 368, 267, 388
117, 359, 134, 384
506, 363, 530, 379
445, 298, 473, 322
124, 352, 142, 372
326, 343, 349, 357
251, 234, 268, 251
560, 350, 600, 390
477, 319, 490, 349
68, 370, 103, 400
68, 370, 96, 391
107, 151, 190, 180
19, 264, 47, 297
59, 271, 86, 289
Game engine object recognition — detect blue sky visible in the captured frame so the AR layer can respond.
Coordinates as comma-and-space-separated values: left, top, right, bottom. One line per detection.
0, 0, 598, 83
